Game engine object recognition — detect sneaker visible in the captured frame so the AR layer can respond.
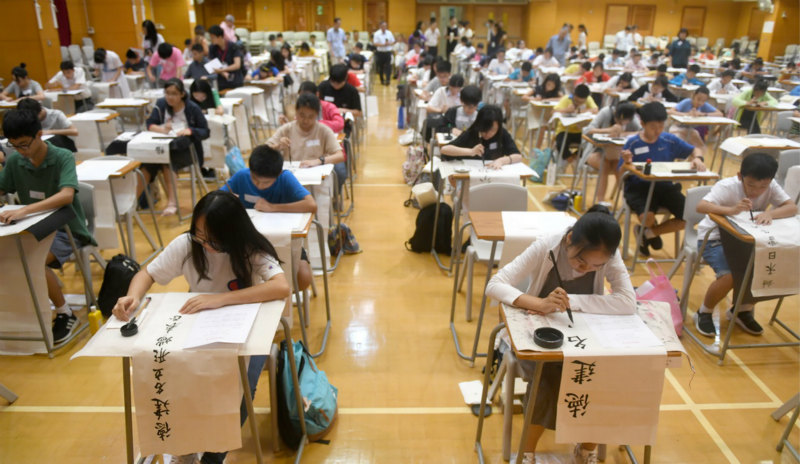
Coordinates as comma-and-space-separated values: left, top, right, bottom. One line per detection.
727, 308, 764, 335
648, 234, 664, 250
200, 167, 217, 181
634, 225, 651, 257
165, 454, 198, 464
52, 313, 78, 344
573, 444, 598, 464
694, 311, 715, 337
509, 452, 535, 464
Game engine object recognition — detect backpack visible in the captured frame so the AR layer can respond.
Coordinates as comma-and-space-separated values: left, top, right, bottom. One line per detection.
405, 202, 452, 254
402, 145, 426, 186
225, 146, 246, 176
529, 147, 551, 184
276, 340, 338, 449
328, 223, 361, 256
97, 254, 141, 318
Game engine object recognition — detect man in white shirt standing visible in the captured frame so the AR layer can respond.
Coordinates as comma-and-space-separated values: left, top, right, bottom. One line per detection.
327, 17, 347, 64
425, 18, 441, 58
373, 21, 395, 86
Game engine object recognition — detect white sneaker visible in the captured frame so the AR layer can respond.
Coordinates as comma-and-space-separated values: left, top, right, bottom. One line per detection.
509, 452, 536, 464
164, 454, 198, 464
573, 444, 598, 464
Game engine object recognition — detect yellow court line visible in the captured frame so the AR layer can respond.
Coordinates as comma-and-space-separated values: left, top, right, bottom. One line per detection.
352, 183, 410, 187
726, 351, 783, 404
665, 369, 740, 464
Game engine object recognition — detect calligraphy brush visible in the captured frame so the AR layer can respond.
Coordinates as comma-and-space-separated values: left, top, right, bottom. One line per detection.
549, 250, 574, 327
749, 209, 755, 222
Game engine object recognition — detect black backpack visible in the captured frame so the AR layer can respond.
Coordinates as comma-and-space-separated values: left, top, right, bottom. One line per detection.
97, 254, 141, 318
405, 203, 452, 255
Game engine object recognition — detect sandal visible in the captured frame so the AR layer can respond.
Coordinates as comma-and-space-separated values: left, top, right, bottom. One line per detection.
161, 203, 178, 217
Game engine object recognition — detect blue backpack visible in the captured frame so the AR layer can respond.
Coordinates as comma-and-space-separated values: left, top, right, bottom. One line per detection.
529, 147, 551, 184
225, 146, 247, 176
276, 340, 338, 449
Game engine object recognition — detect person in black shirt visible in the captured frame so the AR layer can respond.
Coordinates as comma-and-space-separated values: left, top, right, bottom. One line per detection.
626, 76, 679, 104
208, 25, 244, 91
124, 49, 146, 74
440, 104, 522, 168
317, 64, 362, 117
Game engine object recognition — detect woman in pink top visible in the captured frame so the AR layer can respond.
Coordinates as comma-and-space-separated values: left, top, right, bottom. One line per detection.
147, 42, 187, 85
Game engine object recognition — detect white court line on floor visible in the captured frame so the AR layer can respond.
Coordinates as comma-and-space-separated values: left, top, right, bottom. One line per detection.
726, 351, 783, 404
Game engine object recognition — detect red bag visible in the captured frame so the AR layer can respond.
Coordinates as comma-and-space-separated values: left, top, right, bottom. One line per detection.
635, 259, 683, 336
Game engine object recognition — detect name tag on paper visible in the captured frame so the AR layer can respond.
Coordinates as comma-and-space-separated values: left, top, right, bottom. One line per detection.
634, 146, 650, 155
489, 142, 498, 150
324, 96, 335, 102
29, 190, 45, 200
244, 194, 261, 205
305, 139, 321, 147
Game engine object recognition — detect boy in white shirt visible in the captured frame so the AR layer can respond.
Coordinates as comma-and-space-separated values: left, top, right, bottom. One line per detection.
488, 49, 513, 76
47, 60, 93, 112
424, 18, 441, 57
707, 70, 739, 94
532, 48, 560, 70
694, 152, 797, 336
427, 74, 464, 114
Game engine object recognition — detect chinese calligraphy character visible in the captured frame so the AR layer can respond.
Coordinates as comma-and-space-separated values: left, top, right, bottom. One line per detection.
567, 335, 587, 350
170, 315, 182, 322
564, 393, 590, 418
155, 336, 173, 347
155, 421, 171, 441
153, 368, 164, 380
165, 323, 178, 334
570, 360, 596, 385
153, 348, 170, 363
154, 381, 166, 395
766, 263, 776, 275
763, 280, 773, 288
768, 236, 778, 247
152, 398, 170, 419
768, 251, 776, 260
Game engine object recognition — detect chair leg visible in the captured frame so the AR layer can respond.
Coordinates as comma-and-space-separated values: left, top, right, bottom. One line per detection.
502, 356, 517, 462
622, 207, 631, 260
465, 251, 475, 322
268, 343, 280, 453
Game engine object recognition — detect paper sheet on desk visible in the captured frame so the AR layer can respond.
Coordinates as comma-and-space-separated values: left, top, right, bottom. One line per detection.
720, 137, 800, 156
283, 162, 334, 186
246, 210, 308, 248
500, 211, 575, 267
0, 206, 56, 237
183, 303, 260, 349
76, 160, 132, 181
729, 212, 800, 297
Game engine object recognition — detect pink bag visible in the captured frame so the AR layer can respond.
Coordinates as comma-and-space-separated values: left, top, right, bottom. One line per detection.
635, 259, 683, 336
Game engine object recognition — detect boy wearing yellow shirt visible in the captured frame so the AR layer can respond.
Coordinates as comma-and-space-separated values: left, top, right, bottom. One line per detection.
552, 84, 598, 162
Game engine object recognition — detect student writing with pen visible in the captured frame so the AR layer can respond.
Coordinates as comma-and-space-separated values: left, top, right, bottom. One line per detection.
485, 205, 635, 464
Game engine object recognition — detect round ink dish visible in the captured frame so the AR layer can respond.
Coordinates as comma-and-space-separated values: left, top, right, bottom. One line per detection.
120, 321, 139, 337
533, 327, 563, 349
454, 166, 471, 173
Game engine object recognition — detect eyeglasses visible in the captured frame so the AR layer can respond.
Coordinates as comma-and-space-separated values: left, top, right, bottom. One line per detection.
190, 234, 223, 252
5, 139, 35, 151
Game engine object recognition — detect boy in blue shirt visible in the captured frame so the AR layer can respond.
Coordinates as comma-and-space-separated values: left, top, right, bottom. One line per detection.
509, 61, 535, 83
619, 102, 706, 256
669, 64, 704, 87
221, 144, 316, 289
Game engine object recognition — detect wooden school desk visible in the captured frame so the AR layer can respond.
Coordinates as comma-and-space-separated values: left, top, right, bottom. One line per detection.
44, 89, 85, 115
667, 114, 739, 161
0, 206, 93, 356
526, 99, 557, 155
96, 98, 150, 131
69, 110, 121, 158
428, 159, 538, 274
220, 97, 252, 152
549, 112, 594, 182
616, 163, 719, 272
76, 158, 163, 263
741, 102, 798, 133
248, 211, 331, 358
449, 211, 575, 364
572, 133, 628, 210
228, 86, 272, 142
72, 293, 309, 464
475, 303, 684, 464
717, 136, 800, 174
686, 213, 800, 364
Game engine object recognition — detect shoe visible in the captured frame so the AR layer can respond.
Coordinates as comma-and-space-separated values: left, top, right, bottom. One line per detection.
52, 313, 78, 344
648, 234, 663, 250
165, 454, 199, 464
694, 311, 715, 337
200, 167, 217, 180
727, 308, 763, 335
573, 444, 598, 464
634, 225, 651, 256
161, 203, 178, 217
509, 452, 535, 464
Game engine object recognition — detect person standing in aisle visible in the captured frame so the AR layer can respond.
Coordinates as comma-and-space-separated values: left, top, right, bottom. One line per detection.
446, 16, 460, 57
425, 18, 441, 58
373, 21, 395, 86
327, 17, 347, 64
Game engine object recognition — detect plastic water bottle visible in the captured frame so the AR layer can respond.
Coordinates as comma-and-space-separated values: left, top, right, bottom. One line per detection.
397, 105, 405, 129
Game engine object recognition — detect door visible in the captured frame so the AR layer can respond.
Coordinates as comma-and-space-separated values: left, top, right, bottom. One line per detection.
366, 1, 387, 33
312, 0, 334, 32
284, 0, 311, 32
198, 0, 254, 30
630, 5, 655, 37
747, 8, 768, 40
604, 5, 629, 38
680, 6, 706, 37
438, 6, 463, 51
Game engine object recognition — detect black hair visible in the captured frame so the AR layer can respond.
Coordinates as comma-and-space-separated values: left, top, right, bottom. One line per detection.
460, 85, 481, 105
249, 144, 284, 178
731, 57, 741, 69
614, 102, 636, 122
276, 33, 283, 38
295, 93, 321, 114
496, 48, 506, 55
334, 17, 341, 23
2, 108, 41, 139
567, 204, 621, 256
688, 64, 700, 73
281, 43, 293, 61
184, 38, 192, 46
191, 43, 204, 53
753, 79, 769, 93
521, 61, 532, 72
437, 61, 452, 73
536, 47, 543, 54
593, 61, 604, 70
208, 25, 224, 37
300, 42, 311, 51
269, 49, 286, 71
448, 74, 465, 88
268, 34, 276, 41
657, 64, 667, 73
540, 73, 562, 95
653, 76, 670, 89
349, 54, 364, 65
545, 47, 554, 55
126, 48, 138, 59
355, 42, 363, 49
142, 19, 158, 46
740, 152, 778, 180
574, 84, 590, 99
329, 63, 348, 83
189, 191, 282, 286
60, 60, 75, 71
189, 79, 216, 110
11, 63, 28, 80
618, 72, 633, 85
299, 80, 317, 95
157, 42, 173, 60
16, 97, 42, 114
722, 69, 736, 78
753, 57, 764, 65
581, 61, 591, 71
638, 101, 668, 123
194, 25, 205, 35
612, 48, 621, 55
465, 104, 504, 138
93, 48, 107, 64
679, 28, 688, 35
694, 86, 710, 96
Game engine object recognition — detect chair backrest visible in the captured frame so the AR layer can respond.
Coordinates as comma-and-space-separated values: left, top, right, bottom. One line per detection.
777, 149, 800, 187
696, 37, 709, 49
82, 37, 94, 48
775, 110, 795, 136
683, 185, 712, 244
250, 31, 264, 42
61, 46, 70, 62
82, 45, 94, 65
77, 181, 96, 235
587, 41, 600, 52
68, 44, 84, 65
603, 34, 615, 48
469, 183, 528, 212
784, 165, 800, 204
235, 28, 249, 40
714, 38, 725, 48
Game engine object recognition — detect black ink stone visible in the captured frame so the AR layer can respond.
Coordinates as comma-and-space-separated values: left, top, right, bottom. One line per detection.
534, 327, 563, 349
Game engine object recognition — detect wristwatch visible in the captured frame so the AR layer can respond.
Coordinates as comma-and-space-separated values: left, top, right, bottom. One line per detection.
319, 156, 325, 165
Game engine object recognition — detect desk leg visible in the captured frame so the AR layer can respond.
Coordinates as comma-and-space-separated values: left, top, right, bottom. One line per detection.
238, 357, 264, 464
449, 221, 475, 362
304, 220, 332, 358
468, 240, 497, 366
718, 247, 756, 364
123, 357, 134, 464
280, 317, 308, 463
628, 180, 656, 272
15, 236, 54, 356
475, 322, 505, 464
450, 178, 466, 274
717, 152, 727, 176
0, 382, 18, 403
515, 359, 545, 464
